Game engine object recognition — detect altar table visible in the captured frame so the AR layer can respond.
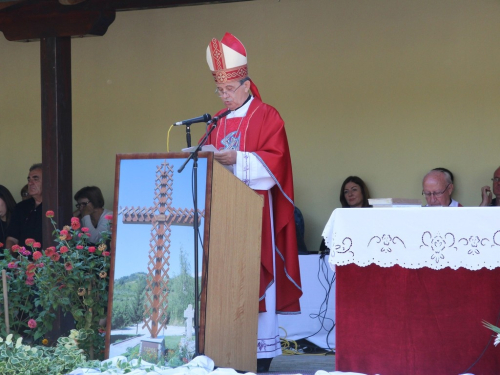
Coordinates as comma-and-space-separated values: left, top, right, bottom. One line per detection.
323, 207, 500, 375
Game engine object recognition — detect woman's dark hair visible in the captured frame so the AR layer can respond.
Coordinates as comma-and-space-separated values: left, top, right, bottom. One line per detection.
74, 186, 105, 209
0, 185, 17, 224
339, 176, 371, 208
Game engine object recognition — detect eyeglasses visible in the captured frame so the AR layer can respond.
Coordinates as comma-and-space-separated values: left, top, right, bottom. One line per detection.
492, 177, 500, 183
214, 83, 244, 97
76, 201, 90, 209
422, 184, 451, 198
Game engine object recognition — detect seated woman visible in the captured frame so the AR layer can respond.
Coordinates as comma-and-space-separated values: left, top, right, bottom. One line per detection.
74, 186, 112, 245
339, 175, 371, 208
0, 185, 16, 246
319, 176, 371, 253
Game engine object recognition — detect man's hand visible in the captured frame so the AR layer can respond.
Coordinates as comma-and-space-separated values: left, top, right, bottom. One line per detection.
214, 150, 237, 165
480, 186, 492, 206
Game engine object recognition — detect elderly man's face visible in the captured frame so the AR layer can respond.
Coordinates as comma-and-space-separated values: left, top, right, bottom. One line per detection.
493, 167, 500, 197
27, 168, 42, 201
216, 80, 251, 111
422, 172, 453, 207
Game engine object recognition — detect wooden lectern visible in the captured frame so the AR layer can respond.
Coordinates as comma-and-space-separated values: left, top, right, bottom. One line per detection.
108, 153, 263, 373
199, 154, 263, 373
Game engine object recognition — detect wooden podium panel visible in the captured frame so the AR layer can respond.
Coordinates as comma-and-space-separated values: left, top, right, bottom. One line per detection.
202, 160, 263, 373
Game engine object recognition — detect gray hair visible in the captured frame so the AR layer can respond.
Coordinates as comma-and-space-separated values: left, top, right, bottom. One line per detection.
29, 163, 42, 172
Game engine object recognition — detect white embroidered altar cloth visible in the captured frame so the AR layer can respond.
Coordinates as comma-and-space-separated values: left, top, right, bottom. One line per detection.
323, 207, 500, 270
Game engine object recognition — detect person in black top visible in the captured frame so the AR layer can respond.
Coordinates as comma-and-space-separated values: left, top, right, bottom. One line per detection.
480, 166, 500, 207
6, 164, 43, 249
0, 185, 16, 246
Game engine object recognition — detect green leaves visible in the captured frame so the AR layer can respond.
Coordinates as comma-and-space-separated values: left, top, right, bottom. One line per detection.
0, 215, 112, 360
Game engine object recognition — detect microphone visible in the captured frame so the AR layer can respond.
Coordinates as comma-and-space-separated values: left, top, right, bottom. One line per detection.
173, 113, 211, 126
210, 109, 232, 123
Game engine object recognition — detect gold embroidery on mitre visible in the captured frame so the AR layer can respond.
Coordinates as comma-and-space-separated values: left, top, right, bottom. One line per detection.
212, 65, 248, 83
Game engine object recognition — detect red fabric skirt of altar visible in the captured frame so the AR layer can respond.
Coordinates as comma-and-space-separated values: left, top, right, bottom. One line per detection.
336, 264, 500, 375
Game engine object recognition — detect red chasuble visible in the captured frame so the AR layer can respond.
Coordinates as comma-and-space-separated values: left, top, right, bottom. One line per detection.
205, 97, 302, 313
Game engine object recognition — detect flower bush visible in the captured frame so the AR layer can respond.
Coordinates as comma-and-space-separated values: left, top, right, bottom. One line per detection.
0, 211, 112, 360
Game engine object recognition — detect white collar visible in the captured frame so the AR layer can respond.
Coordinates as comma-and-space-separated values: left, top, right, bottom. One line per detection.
227, 96, 254, 119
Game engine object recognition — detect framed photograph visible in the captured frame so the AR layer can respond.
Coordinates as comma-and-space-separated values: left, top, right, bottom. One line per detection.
105, 153, 209, 366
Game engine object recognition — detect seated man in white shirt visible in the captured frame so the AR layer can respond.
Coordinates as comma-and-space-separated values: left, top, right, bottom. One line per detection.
479, 166, 500, 206
422, 169, 462, 207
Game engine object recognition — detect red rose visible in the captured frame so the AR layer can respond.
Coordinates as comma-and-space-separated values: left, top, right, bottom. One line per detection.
50, 253, 60, 262
59, 246, 69, 254
25, 238, 35, 246
33, 251, 42, 261
11, 244, 20, 252
33, 242, 41, 249
45, 210, 54, 218
88, 246, 96, 253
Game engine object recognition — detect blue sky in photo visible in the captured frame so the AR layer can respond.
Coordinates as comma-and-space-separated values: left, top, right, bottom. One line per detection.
113, 157, 207, 280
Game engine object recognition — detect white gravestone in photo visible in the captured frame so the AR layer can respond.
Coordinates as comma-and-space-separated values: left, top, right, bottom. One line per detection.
184, 304, 194, 338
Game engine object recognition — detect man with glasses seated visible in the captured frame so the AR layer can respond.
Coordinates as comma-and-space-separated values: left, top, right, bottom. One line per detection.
422, 168, 462, 207
6, 163, 44, 252
479, 166, 500, 206
204, 33, 302, 372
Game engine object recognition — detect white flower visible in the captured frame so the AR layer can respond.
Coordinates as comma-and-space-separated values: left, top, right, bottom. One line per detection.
494, 333, 500, 347
5, 334, 13, 345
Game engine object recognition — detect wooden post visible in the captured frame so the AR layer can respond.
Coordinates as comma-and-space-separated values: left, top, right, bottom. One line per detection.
2, 270, 10, 334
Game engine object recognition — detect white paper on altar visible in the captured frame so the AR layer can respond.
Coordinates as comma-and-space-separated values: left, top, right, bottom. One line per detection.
322, 207, 500, 271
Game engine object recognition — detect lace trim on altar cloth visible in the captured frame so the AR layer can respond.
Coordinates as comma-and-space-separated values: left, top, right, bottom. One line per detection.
323, 208, 500, 271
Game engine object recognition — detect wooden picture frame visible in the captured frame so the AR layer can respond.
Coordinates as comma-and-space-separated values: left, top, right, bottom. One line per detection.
105, 152, 263, 372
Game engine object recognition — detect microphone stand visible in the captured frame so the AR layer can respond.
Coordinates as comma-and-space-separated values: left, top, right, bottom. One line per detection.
185, 125, 191, 148
178, 116, 220, 357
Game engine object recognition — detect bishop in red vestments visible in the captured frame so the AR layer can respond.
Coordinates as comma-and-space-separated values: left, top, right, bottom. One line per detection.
204, 33, 302, 370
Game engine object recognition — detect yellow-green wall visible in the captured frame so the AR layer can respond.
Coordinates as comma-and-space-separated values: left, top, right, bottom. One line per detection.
1, 0, 499, 253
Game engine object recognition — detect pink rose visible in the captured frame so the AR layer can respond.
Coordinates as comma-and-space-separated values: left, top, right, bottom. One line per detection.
33, 242, 41, 249
76, 245, 84, 250
81, 227, 89, 233
45, 210, 54, 218
64, 262, 72, 271
102, 251, 110, 257
7, 262, 18, 269
50, 253, 60, 262
25, 277, 35, 286
25, 238, 35, 246
11, 244, 19, 252
88, 246, 96, 253
59, 246, 69, 253
60, 230, 68, 236
28, 319, 37, 329
33, 251, 42, 260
